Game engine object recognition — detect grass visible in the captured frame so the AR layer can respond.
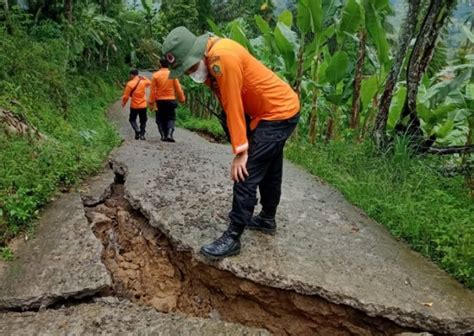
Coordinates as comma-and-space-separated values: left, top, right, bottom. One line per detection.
0, 38, 124, 244
285, 138, 474, 289
176, 109, 474, 289
0, 78, 122, 243
0, 246, 14, 261
0, 29, 126, 245
176, 107, 227, 141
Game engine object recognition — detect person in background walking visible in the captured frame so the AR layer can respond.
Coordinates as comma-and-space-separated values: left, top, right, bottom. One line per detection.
122, 69, 151, 140
149, 58, 186, 142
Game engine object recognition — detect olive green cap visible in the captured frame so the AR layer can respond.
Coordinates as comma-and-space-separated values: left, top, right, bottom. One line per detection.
162, 26, 209, 79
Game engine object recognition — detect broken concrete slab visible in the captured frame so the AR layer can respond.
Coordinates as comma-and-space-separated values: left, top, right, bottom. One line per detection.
0, 193, 111, 310
79, 168, 116, 206
0, 299, 269, 335
108, 97, 474, 335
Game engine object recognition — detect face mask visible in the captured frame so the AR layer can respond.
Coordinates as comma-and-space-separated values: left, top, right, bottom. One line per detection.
189, 60, 208, 83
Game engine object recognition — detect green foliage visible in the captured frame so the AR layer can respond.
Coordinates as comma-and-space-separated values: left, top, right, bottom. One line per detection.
296, 0, 311, 33
212, 0, 271, 27
339, 0, 362, 36
413, 61, 473, 146
325, 51, 350, 85
285, 138, 474, 288
160, 0, 199, 34
229, 19, 256, 54
0, 24, 122, 244
308, 0, 323, 33
0, 247, 14, 262
363, 0, 390, 70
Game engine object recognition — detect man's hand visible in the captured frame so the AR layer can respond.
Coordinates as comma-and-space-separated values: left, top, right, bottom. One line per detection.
231, 151, 249, 183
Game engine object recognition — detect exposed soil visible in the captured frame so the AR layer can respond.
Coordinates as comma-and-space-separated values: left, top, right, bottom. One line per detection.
84, 177, 416, 336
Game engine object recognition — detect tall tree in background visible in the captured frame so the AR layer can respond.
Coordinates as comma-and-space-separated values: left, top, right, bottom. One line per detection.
374, 0, 422, 146
398, 0, 458, 149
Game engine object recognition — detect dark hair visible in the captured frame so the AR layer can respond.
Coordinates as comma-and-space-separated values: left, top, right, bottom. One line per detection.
129, 69, 139, 76
159, 58, 169, 68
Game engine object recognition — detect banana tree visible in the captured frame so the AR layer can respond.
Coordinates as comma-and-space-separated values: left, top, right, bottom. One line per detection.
338, 0, 391, 132
339, 0, 364, 129
298, 0, 327, 144
319, 50, 352, 142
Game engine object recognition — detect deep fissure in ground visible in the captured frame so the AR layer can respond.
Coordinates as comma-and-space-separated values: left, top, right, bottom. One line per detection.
84, 174, 416, 336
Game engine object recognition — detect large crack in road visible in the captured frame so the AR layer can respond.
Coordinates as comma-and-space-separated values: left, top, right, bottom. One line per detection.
84, 170, 417, 336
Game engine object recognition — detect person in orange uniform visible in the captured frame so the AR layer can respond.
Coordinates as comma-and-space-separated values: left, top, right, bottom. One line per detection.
122, 69, 151, 140
149, 59, 186, 142
162, 27, 300, 259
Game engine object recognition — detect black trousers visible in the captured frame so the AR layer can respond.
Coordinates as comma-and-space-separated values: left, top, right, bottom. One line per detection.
229, 113, 299, 233
129, 108, 147, 134
156, 100, 177, 135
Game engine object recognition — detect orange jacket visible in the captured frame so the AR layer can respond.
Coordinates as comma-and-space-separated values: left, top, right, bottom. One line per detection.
149, 68, 186, 105
205, 38, 300, 154
122, 76, 151, 109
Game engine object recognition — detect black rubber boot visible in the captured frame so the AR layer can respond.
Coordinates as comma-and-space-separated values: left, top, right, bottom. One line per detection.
247, 210, 276, 234
139, 122, 147, 140
166, 129, 175, 142
130, 121, 140, 140
200, 227, 242, 260
157, 124, 166, 141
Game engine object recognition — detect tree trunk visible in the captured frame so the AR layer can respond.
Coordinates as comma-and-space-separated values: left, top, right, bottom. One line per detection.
64, 0, 73, 23
462, 117, 473, 195
3, 0, 13, 34
398, 0, 457, 146
373, 0, 422, 147
291, 32, 307, 140
350, 29, 366, 130
293, 32, 306, 99
308, 53, 320, 144
324, 105, 337, 144
360, 96, 379, 140
100, 0, 107, 14
308, 89, 319, 144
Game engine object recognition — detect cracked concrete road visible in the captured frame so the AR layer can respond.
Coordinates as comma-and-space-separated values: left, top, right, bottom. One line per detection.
0, 299, 269, 336
109, 81, 474, 335
0, 85, 472, 335
0, 192, 111, 310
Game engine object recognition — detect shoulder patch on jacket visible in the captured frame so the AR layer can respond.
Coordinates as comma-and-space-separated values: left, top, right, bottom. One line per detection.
210, 63, 222, 77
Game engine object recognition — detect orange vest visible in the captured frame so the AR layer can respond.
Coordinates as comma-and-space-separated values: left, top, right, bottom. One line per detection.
122, 76, 151, 109
149, 68, 185, 104
206, 38, 300, 154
